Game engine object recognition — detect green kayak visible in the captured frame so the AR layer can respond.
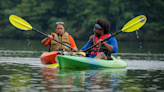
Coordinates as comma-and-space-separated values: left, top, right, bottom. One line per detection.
56, 55, 127, 69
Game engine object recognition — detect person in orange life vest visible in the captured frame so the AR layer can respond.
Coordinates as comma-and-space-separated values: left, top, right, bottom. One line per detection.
80, 19, 118, 59
41, 22, 78, 52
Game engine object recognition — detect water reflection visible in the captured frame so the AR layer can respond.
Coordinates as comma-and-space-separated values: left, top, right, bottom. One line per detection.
41, 67, 59, 91
40, 68, 164, 92
0, 39, 164, 91
41, 68, 127, 92
1, 63, 164, 92
0, 63, 32, 92
9, 69, 31, 92
123, 70, 164, 92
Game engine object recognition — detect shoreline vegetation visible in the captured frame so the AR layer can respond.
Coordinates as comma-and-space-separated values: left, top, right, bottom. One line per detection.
0, 0, 164, 42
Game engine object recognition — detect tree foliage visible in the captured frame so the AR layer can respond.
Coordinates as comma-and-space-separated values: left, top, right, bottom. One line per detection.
0, 0, 164, 42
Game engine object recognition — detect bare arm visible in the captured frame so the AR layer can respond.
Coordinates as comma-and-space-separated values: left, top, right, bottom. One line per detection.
101, 41, 113, 52
41, 35, 53, 46
68, 35, 78, 52
97, 39, 113, 52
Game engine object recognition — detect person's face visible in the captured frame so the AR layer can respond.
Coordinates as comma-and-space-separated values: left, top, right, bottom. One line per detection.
93, 27, 101, 36
55, 24, 65, 35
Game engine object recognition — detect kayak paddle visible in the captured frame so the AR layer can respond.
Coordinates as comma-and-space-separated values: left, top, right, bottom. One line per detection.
84, 15, 147, 52
9, 15, 73, 50
47, 63, 59, 68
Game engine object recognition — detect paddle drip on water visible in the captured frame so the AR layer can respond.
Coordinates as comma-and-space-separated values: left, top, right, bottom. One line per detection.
27, 33, 30, 46
135, 31, 139, 38
139, 42, 142, 50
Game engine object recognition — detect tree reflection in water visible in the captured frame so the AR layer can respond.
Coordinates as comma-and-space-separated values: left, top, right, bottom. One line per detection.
41, 68, 127, 92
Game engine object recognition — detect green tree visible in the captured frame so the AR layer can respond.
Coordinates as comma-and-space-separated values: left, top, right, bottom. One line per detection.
0, 0, 163, 42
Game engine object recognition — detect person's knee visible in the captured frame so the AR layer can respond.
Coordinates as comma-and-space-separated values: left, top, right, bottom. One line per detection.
98, 52, 105, 56
97, 52, 107, 59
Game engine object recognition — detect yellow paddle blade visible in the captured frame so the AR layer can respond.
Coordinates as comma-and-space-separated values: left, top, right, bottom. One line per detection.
78, 52, 86, 56
47, 63, 59, 68
9, 15, 32, 30
122, 15, 147, 32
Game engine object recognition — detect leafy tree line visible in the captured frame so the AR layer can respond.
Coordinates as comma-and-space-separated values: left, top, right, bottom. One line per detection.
0, 0, 164, 42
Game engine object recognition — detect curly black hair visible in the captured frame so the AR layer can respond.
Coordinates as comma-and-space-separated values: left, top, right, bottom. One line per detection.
95, 18, 110, 34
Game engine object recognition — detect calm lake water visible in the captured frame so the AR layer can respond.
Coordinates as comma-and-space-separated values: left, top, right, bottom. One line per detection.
0, 39, 164, 92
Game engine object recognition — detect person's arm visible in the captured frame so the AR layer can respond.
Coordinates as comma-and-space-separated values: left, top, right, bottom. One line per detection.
79, 39, 91, 51
97, 37, 118, 53
68, 35, 78, 52
41, 35, 53, 47
108, 37, 118, 53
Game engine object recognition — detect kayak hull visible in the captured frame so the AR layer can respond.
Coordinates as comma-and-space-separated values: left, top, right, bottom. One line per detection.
40, 51, 84, 64
40, 51, 62, 64
56, 55, 127, 69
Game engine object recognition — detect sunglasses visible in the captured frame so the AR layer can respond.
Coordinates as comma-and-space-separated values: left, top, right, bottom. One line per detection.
56, 22, 64, 24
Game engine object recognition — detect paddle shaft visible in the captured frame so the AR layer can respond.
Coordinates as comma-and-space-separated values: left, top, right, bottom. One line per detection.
32, 28, 73, 49
83, 30, 122, 52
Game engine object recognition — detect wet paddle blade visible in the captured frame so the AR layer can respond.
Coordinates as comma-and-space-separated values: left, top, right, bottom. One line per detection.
9, 15, 32, 30
47, 63, 59, 68
122, 15, 147, 32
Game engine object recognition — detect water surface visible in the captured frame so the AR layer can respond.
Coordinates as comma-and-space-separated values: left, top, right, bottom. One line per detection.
0, 39, 164, 92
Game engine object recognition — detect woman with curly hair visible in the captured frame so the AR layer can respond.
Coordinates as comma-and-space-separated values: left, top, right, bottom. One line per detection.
80, 18, 118, 59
